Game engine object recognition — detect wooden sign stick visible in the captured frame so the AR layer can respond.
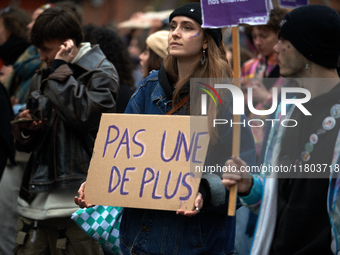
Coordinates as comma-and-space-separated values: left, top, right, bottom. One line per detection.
228, 26, 241, 216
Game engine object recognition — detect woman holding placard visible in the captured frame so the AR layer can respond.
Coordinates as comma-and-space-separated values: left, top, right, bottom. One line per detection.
75, 2, 256, 254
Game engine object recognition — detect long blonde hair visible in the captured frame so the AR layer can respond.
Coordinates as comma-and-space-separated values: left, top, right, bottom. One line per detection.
163, 32, 233, 143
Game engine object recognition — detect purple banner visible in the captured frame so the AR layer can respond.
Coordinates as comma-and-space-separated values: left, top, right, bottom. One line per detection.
201, 0, 270, 27
279, 0, 308, 7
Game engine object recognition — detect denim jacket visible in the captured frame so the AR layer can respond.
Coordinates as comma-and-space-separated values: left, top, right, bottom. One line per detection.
120, 70, 256, 255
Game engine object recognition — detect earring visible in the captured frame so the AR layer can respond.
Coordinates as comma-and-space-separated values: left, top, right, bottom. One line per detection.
201, 49, 206, 65
305, 63, 309, 71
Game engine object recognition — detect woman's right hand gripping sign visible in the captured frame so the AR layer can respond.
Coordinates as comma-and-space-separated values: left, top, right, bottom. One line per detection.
222, 156, 254, 196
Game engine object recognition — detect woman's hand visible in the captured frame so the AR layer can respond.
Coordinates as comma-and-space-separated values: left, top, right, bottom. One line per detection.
176, 192, 203, 217
74, 182, 94, 208
222, 156, 253, 195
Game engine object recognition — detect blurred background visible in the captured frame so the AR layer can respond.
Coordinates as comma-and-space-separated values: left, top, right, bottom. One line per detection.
0, 0, 188, 27
1, 0, 338, 28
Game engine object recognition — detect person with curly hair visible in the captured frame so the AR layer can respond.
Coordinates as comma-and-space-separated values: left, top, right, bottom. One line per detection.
84, 24, 135, 113
0, 6, 30, 68
241, 7, 288, 160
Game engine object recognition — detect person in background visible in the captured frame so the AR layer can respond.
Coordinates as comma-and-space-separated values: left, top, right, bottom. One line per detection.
5, 4, 54, 114
0, 5, 29, 180
0, 6, 30, 251
0, 75, 15, 255
118, 8, 171, 87
83, 24, 135, 113
139, 29, 168, 79
0, 83, 15, 180
223, 5, 340, 255
0, 5, 55, 255
126, 28, 150, 88
241, 7, 288, 160
0, 6, 30, 72
75, 3, 256, 255
0, 6, 30, 112
225, 43, 254, 70
12, 6, 118, 254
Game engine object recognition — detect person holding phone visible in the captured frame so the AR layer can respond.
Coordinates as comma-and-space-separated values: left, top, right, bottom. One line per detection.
12, 6, 118, 255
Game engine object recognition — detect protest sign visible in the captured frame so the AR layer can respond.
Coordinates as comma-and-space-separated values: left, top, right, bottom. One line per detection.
201, 0, 270, 214
279, 0, 308, 8
84, 114, 210, 211
201, 0, 271, 27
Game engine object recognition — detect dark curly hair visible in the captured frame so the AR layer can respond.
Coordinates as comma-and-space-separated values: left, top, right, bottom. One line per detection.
248, 7, 289, 34
83, 24, 134, 88
0, 6, 30, 41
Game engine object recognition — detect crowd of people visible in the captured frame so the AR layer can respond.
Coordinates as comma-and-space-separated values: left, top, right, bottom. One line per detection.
0, 1, 340, 255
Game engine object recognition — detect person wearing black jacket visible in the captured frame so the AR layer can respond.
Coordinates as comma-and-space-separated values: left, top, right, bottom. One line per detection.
12, 6, 118, 254
0, 83, 15, 179
223, 5, 340, 255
